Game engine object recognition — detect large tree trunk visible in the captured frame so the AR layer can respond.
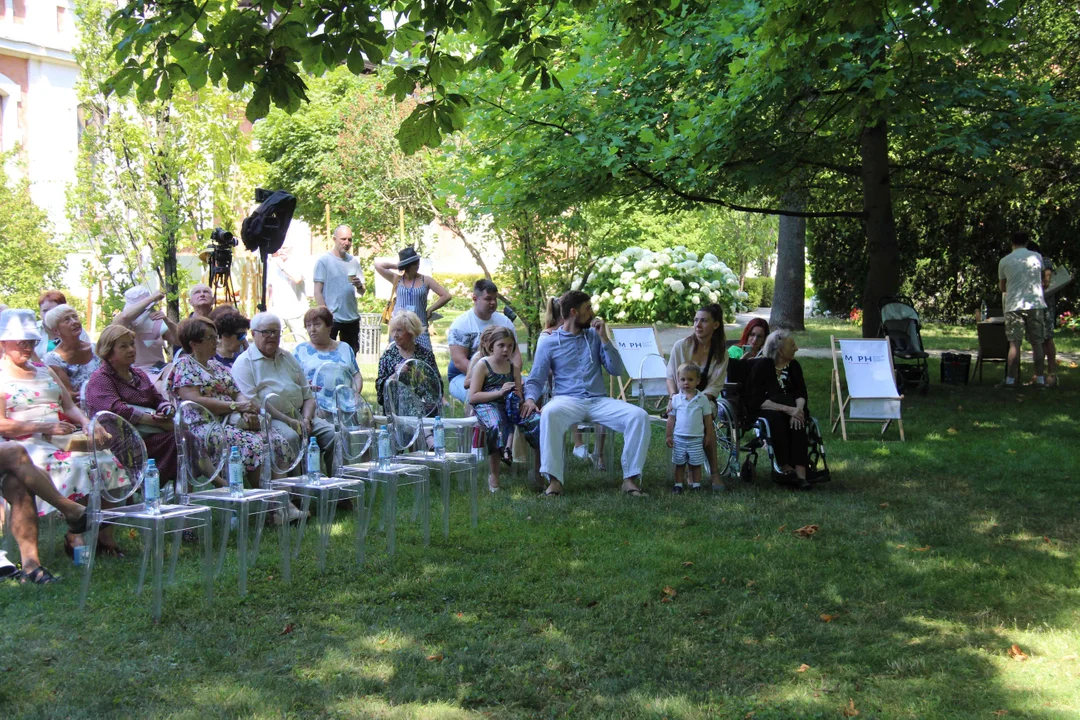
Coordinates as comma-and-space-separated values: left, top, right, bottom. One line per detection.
859, 118, 900, 338
770, 190, 807, 331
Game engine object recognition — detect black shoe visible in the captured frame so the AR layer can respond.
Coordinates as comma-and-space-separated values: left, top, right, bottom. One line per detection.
671, 484, 685, 494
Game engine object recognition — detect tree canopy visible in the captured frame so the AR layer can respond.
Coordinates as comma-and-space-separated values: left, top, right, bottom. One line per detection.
0, 153, 65, 309
104, 0, 1080, 331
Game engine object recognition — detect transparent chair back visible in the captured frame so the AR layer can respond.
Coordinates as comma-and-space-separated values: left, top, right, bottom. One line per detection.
393, 358, 443, 418
384, 378, 424, 453
336, 386, 374, 471
261, 392, 306, 482
174, 400, 227, 502
312, 361, 355, 419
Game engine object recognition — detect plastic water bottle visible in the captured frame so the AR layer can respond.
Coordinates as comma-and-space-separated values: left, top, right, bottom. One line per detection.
377, 425, 391, 471
73, 545, 89, 566
306, 436, 321, 484
433, 415, 446, 459
228, 446, 244, 497
144, 458, 160, 514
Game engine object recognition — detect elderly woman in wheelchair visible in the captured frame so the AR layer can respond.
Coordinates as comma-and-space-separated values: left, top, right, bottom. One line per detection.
725, 329, 829, 490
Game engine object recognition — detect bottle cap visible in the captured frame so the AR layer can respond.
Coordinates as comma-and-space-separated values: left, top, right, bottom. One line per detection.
147, 458, 157, 468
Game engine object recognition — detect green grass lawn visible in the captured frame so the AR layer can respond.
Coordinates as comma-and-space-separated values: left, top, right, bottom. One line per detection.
3, 358, 1079, 719
797, 316, 1080, 354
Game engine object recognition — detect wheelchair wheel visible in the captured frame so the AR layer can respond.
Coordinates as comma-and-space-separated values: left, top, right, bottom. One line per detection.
714, 399, 740, 477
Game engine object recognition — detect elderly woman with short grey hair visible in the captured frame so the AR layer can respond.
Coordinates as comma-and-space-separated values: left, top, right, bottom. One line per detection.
746, 329, 813, 489
376, 310, 438, 409
43, 304, 101, 397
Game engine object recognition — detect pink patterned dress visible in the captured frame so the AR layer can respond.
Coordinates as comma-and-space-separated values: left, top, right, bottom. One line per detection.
168, 355, 271, 472
0, 363, 130, 516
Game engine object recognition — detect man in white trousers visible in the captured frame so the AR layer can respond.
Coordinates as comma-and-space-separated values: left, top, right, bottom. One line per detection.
522, 290, 649, 497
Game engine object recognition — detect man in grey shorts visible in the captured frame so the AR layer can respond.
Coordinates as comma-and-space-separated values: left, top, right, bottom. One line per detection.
997, 231, 1046, 388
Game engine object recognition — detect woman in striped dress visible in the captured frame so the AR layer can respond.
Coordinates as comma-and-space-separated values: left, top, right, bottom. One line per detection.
374, 247, 453, 358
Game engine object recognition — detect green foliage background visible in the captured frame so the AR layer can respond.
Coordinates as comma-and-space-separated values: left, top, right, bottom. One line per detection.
0, 154, 64, 308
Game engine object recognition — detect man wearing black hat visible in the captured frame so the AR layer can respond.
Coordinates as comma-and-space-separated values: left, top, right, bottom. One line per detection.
374, 246, 453, 354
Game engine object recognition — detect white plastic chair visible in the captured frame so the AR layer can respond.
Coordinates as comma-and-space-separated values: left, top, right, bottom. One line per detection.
80, 411, 213, 622
175, 400, 291, 596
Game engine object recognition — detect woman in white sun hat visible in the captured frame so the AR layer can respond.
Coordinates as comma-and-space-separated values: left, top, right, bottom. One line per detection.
0, 310, 131, 559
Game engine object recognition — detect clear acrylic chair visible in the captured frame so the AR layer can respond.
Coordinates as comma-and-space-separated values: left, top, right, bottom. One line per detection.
271, 372, 368, 572
340, 380, 431, 556
81, 411, 213, 622
395, 358, 478, 454
388, 364, 479, 537
175, 400, 291, 596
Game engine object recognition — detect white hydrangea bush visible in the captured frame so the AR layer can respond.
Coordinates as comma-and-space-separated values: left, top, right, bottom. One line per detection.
582, 246, 749, 324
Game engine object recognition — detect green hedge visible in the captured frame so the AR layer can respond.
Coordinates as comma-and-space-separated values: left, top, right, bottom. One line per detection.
742, 277, 775, 308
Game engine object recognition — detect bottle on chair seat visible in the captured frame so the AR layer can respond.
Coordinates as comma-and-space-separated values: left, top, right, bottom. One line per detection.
377, 425, 391, 470
144, 459, 160, 514
306, 436, 321, 485
433, 415, 446, 459
228, 446, 244, 497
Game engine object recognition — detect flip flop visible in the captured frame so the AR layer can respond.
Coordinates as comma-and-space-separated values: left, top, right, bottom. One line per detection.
541, 489, 562, 497
622, 487, 647, 497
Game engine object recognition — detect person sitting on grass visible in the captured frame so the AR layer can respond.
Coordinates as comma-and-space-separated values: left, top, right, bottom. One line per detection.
468, 326, 525, 493
665, 362, 717, 494
522, 290, 649, 497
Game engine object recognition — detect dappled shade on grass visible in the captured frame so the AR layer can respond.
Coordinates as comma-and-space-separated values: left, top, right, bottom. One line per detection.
1, 357, 1078, 718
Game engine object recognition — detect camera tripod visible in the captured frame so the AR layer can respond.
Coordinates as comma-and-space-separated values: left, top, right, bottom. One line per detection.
201, 247, 239, 306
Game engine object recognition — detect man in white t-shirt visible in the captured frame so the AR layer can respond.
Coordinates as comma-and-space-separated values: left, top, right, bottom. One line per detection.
268, 244, 310, 344
314, 225, 365, 353
446, 279, 520, 403
997, 231, 1046, 387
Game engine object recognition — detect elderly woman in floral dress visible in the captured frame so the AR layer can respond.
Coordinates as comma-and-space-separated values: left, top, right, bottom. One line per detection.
168, 317, 275, 491
0, 310, 129, 558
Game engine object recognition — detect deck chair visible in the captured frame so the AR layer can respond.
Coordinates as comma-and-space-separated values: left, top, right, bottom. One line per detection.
830, 336, 905, 441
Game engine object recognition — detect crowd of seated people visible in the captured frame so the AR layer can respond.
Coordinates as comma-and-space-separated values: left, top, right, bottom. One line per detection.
1, 254, 827, 585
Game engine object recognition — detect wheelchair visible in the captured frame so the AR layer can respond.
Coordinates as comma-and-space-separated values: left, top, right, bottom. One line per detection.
715, 359, 832, 489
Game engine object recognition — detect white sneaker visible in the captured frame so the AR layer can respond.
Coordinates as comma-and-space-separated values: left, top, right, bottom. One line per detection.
572, 445, 589, 460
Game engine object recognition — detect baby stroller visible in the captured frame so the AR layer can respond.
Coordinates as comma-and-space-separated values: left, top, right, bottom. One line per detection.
878, 296, 930, 395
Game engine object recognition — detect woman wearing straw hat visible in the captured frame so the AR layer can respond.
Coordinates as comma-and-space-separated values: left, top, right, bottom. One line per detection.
374, 246, 453, 355
0, 310, 131, 558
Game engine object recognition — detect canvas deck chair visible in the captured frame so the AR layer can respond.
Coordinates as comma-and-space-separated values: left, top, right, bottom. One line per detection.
829, 336, 905, 441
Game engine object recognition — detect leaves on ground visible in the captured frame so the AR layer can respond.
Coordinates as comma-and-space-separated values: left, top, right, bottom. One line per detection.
280, 623, 294, 635
1007, 644, 1028, 661
879, 503, 889, 509
426, 653, 444, 662
820, 613, 839, 623
841, 698, 860, 716
796, 663, 811, 672
794, 524, 820, 538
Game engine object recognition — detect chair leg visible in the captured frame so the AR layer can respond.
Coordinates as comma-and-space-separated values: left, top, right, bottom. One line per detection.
354, 483, 366, 567
386, 474, 398, 556
200, 509, 213, 604
294, 494, 313, 559
78, 518, 101, 611
237, 501, 249, 597
441, 464, 451, 540
151, 519, 166, 623
468, 465, 478, 529
277, 499, 291, 584
136, 524, 152, 597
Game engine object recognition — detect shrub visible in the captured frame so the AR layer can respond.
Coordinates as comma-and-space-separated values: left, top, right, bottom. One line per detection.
582, 246, 748, 324
743, 277, 775, 308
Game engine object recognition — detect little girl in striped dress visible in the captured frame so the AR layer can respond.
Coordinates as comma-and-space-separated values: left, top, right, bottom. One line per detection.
468, 325, 524, 492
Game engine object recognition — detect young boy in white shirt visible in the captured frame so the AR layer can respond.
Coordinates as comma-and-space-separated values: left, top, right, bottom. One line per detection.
665, 362, 717, 493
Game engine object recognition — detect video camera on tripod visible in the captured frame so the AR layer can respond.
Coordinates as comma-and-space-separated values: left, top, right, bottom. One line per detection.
198, 189, 296, 310
200, 227, 240, 305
